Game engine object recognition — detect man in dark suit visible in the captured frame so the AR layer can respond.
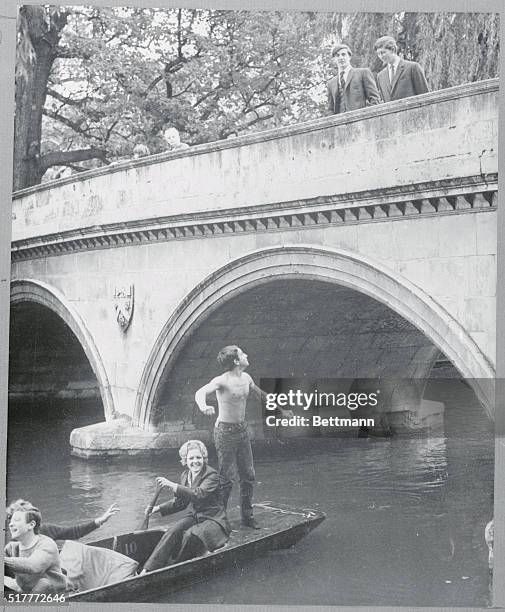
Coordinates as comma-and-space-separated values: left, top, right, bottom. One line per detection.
374, 36, 429, 102
326, 44, 380, 114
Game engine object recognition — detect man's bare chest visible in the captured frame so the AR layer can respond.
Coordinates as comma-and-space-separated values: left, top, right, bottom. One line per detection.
222, 378, 249, 401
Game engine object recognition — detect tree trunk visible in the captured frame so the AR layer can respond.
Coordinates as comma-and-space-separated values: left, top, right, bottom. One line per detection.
13, 7, 68, 191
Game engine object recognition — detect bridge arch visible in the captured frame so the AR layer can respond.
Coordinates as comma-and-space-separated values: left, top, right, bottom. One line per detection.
134, 245, 495, 429
10, 279, 114, 419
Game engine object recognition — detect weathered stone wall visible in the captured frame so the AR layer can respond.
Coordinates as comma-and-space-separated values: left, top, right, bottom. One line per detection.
11, 209, 496, 422
10, 80, 498, 428
12, 80, 497, 240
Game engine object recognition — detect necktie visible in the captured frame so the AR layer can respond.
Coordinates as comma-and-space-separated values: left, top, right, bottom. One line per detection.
339, 71, 346, 91
389, 64, 396, 84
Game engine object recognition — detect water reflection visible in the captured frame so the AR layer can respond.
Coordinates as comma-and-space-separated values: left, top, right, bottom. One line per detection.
6, 380, 493, 606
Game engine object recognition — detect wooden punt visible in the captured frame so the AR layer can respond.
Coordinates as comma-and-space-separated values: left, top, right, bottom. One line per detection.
67, 502, 326, 602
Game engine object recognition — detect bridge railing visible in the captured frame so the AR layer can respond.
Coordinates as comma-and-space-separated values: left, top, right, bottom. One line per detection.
11, 79, 498, 245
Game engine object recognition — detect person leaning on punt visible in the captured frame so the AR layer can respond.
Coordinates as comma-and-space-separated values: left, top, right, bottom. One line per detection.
5, 500, 145, 594
140, 439, 231, 573
5, 499, 120, 541
4, 504, 67, 594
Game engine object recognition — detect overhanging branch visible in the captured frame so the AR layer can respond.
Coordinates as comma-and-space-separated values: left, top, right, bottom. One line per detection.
43, 108, 88, 135
40, 147, 109, 171
47, 88, 88, 106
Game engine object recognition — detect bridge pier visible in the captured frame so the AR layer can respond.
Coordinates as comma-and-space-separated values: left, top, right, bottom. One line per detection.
69, 421, 212, 458
69, 378, 445, 457
9, 80, 497, 458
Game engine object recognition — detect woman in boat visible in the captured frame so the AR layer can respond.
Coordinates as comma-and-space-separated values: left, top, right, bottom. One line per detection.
141, 439, 231, 572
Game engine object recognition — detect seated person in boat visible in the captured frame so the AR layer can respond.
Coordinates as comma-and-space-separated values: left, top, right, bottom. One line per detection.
5, 500, 137, 594
141, 439, 231, 572
6, 499, 120, 541
4, 504, 67, 594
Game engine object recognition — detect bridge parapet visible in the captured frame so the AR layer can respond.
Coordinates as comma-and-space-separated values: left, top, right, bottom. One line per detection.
12, 79, 498, 249
9, 79, 498, 455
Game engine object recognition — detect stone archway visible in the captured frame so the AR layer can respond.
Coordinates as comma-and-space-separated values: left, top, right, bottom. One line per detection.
10, 279, 114, 419
134, 245, 495, 429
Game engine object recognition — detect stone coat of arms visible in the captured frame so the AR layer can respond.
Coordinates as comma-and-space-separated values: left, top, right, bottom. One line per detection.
114, 285, 134, 331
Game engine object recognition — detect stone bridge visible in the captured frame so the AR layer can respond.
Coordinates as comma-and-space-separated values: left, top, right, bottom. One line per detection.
10, 79, 498, 456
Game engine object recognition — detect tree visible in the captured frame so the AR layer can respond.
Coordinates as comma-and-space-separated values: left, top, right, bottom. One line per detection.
14, 7, 330, 189
14, 6, 109, 190
14, 9, 499, 191
400, 12, 500, 90
341, 12, 500, 89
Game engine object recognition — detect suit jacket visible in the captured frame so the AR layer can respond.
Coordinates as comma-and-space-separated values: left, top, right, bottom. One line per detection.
158, 464, 230, 537
376, 59, 429, 102
327, 67, 380, 114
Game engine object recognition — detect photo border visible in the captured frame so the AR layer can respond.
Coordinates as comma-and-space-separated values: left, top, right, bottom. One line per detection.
1, 1, 503, 611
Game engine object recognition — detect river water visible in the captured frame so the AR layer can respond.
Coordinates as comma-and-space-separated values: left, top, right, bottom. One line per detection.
6, 379, 494, 607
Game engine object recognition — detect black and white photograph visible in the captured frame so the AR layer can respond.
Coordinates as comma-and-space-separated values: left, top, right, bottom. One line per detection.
1, 3, 502, 608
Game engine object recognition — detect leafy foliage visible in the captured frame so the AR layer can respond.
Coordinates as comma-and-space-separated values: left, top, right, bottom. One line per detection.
44, 9, 330, 155
342, 12, 500, 89
14, 9, 499, 189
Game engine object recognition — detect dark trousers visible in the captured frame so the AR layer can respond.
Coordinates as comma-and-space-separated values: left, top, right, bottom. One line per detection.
214, 422, 255, 520
143, 516, 199, 571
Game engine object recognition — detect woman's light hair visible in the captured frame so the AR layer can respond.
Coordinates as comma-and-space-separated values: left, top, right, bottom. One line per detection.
179, 440, 208, 466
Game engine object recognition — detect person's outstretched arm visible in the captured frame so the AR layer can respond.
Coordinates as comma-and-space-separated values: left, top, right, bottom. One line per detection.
249, 376, 293, 417
40, 504, 120, 540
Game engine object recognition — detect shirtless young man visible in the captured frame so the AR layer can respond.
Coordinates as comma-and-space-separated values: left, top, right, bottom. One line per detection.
195, 346, 290, 529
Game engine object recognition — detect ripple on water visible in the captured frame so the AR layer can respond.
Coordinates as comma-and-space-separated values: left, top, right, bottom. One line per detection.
6, 380, 493, 606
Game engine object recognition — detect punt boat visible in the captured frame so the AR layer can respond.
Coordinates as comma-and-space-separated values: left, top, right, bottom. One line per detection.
67, 502, 326, 602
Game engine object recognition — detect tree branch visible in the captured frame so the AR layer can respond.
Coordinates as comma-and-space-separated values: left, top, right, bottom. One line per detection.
172, 79, 195, 98
43, 108, 89, 135
177, 9, 184, 58
49, 9, 71, 37
55, 47, 84, 59
246, 100, 272, 114
241, 113, 274, 130
47, 88, 87, 106
194, 87, 220, 108
104, 117, 120, 143
61, 163, 87, 173
144, 74, 163, 95
40, 147, 109, 171
165, 56, 187, 72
